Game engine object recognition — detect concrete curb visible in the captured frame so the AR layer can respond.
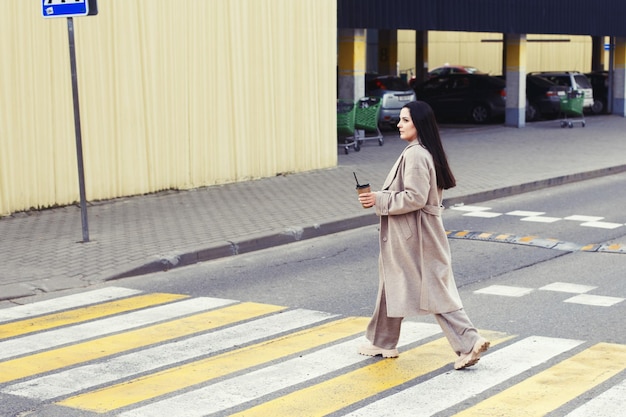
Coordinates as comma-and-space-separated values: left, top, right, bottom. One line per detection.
105, 214, 379, 281
443, 164, 626, 207
105, 164, 626, 281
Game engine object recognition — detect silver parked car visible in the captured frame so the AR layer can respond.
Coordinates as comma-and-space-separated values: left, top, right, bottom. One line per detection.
365, 75, 416, 129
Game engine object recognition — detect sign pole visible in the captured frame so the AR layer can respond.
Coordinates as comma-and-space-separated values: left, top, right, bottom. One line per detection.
66, 16, 90, 242
42, 0, 97, 242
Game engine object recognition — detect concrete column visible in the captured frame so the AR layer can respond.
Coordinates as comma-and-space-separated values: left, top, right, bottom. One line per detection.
501, 34, 507, 78
366, 29, 379, 75
613, 37, 626, 116
337, 29, 366, 101
414, 31, 429, 84
504, 34, 527, 128
377, 29, 398, 76
591, 36, 606, 71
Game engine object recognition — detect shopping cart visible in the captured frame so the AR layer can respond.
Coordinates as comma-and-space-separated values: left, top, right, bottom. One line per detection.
354, 97, 384, 147
337, 99, 360, 154
559, 90, 586, 128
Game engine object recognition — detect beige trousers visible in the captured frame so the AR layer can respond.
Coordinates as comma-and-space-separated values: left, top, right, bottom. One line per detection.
365, 285, 480, 356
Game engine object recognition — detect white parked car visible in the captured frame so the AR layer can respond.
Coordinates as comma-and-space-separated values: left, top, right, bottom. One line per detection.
529, 71, 594, 109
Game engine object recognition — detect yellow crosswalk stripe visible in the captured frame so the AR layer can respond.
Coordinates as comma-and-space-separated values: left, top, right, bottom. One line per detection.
0, 302, 284, 384
58, 316, 369, 413
452, 342, 626, 417
0, 293, 188, 340
2, 287, 625, 417
228, 330, 512, 417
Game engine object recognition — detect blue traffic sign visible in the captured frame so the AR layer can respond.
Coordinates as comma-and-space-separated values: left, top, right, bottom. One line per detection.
42, 0, 97, 18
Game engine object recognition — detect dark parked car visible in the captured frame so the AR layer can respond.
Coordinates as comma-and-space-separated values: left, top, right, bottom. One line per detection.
585, 71, 609, 114
413, 74, 506, 123
409, 65, 485, 88
428, 65, 485, 78
525, 75, 569, 121
365, 75, 416, 128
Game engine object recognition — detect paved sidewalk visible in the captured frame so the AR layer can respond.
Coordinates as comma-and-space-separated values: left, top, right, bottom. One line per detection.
2, 115, 626, 301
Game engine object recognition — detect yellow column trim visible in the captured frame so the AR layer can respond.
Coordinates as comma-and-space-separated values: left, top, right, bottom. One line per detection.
338, 33, 366, 76
506, 35, 527, 72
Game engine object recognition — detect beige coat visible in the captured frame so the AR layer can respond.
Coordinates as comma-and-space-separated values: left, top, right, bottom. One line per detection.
374, 141, 462, 317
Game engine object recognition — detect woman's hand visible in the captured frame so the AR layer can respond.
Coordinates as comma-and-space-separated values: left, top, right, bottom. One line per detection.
358, 192, 376, 208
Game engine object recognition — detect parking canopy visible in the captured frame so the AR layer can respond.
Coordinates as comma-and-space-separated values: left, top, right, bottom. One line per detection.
338, 0, 626, 37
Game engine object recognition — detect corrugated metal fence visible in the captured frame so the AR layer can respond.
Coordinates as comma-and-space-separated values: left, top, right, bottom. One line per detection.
0, 0, 337, 216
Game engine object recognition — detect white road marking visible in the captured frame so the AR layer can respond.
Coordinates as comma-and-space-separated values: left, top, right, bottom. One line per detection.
0, 297, 235, 361
343, 336, 583, 417
539, 282, 597, 294
0, 288, 624, 416
564, 215, 604, 222
116, 322, 443, 417
520, 216, 561, 223
0, 287, 142, 323
463, 211, 502, 218
506, 210, 545, 216
581, 221, 623, 229
564, 294, 624, 307
451, 205, 493, 212
564, 378, 626, 417
449, 206, 623, 231
475, 285, 534, 297
2, 308, 336, 400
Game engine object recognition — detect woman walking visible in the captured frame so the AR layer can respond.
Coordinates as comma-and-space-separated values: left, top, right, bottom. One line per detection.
357, 100, 489, 370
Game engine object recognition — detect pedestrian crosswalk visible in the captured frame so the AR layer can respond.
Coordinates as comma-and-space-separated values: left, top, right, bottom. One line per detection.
0, 286, 624, 416
450, 205, 626, 230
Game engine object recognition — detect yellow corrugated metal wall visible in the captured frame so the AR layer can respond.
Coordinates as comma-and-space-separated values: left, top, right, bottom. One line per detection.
398, 31, 597, 76
0, 0, 337, 216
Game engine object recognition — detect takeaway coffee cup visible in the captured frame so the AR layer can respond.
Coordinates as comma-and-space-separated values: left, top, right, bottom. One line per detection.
356, 183, 371, 208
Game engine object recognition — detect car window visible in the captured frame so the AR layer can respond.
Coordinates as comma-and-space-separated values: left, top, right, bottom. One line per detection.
451, 76, 471, 89
463, 67, 481, 74
527, 76, 555, 88
573, 75, 592, 89
587, 75, 606, 89
547, 76, 571, 87
430, 68, 449, 77
421, 77, 449, 91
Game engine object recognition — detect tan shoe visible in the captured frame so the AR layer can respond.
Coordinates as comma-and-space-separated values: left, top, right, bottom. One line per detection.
358, 343, 399, 358
454, 337, 490, 370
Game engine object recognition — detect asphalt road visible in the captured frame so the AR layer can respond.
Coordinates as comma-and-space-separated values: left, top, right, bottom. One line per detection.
1, 172, 624, 416
121, 171, 626, 343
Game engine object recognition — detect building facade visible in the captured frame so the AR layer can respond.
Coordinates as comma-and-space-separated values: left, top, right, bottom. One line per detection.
2, 1, 625, 216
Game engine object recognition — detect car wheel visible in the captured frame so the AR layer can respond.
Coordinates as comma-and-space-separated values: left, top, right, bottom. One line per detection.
469, 104, 490, 124
590, 99, 605, 115
526, 103, 539, 122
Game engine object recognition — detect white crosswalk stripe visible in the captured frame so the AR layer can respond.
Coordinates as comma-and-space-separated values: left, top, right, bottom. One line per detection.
474, 282, 624, 306
117, 322, 442, 417
2, 308, 336, 400
342, 336, 583, 417
0, 286, 141, 323
0, 287, 624, 417
0, 296, 235, 360
564, 378, 626, 417
450, 205, 626, 230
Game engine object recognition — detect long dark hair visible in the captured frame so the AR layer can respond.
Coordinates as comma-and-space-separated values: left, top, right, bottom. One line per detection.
403, 101, 456, 190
